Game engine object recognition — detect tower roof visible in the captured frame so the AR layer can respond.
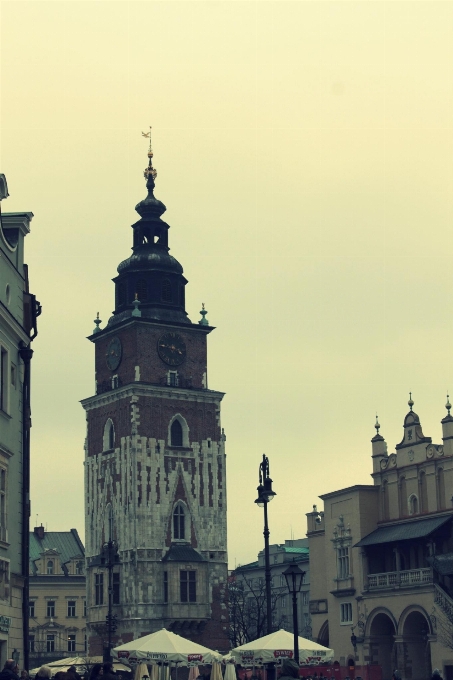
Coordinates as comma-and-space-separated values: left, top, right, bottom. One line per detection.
108, 129, 191, 328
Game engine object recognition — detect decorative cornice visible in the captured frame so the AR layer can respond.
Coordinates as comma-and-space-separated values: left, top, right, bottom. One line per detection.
81, 383, 225, 411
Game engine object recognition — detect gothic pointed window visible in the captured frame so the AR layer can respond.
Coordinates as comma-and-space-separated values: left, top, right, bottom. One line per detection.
162, 279, 172, 303
171, 419, 183, 447
173, 505, 185, 540
103, 419, 115, 451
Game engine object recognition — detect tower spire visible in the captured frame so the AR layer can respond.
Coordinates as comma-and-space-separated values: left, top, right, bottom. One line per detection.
142, 126, 157, 182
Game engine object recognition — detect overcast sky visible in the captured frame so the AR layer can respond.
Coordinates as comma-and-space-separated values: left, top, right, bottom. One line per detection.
2, 1, 453, 567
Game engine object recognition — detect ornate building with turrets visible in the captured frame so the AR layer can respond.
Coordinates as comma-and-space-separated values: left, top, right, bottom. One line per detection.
307, 396, 453, 680
82, 134, 228, 655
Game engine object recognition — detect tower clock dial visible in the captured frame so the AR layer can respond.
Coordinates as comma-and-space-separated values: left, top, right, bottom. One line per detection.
106, 336, 122, 371
158, 332, 186, 366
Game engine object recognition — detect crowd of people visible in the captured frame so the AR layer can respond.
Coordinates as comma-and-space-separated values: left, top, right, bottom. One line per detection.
0, 661, 123, 680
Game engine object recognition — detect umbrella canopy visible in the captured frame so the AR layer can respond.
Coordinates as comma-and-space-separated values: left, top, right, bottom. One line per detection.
224, 664, 236, 680
113, 628, 223, 666
230, 630, 334, 666
29, 658, 130, 677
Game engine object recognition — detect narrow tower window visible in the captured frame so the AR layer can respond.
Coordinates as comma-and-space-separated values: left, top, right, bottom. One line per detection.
171, 420, 183, 447
173, 505, 185, 540
136, 279, 148, 302
103, 419, 115, 451
162, 279, 172, 303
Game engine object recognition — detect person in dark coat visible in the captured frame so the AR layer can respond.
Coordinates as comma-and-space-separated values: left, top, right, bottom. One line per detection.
0, 661, 19, 680
34, 667, 51, 680
102, 665, 116, 680
432, 670, 443, 680
89, 666, 103, 680
278, 660, 299, 680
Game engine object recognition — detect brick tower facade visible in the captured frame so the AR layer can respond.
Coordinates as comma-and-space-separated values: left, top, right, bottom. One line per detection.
82, 135, 228, 655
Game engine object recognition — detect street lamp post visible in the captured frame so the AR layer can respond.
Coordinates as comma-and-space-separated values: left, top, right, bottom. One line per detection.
282, 563, 305, 665
254, 455, 276, 635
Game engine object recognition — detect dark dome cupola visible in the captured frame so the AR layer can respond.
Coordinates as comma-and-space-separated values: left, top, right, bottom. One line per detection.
109, 129, 190, 327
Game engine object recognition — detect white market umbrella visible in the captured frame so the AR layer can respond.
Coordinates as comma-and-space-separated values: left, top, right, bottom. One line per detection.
30, 658, 129, 677
230, 630, 334, 666
113, 628, 223, 666
224, 664, 236, 680
188, 668, 200, 680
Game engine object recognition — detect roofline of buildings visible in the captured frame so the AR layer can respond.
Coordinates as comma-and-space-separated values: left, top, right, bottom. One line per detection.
319, 484, 378, 500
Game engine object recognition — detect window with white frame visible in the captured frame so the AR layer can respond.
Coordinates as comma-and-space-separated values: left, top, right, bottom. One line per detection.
0, 560, 9, 601
68, 634, 76, 652
29, 600, 35, 618
46, 600, 55, 617
47, 560, 54, 575
167, 371, 179, 387
340, 602, 353, 624
338, 547, 350, 579
0, 347, 8, 413
47, 634, 55, 652
67, 600, 76, 617
0, 467, 7, 542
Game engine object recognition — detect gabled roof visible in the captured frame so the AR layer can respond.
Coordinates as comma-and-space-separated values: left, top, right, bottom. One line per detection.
29, 529, 85, 574
162, 543, 205, 562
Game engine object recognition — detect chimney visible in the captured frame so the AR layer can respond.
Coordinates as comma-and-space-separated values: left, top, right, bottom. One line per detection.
34, 524, 45, 539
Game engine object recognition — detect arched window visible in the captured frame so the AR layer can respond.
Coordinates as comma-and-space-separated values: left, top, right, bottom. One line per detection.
47, 560, 54, 575
162, 279, 172, 303
409, 494, 418, 515
103, 419, 115, 451
419, 471, 428, 512
438, 468, 446, 510
382, 480, 390, 520
171, 420, 183, 447
173, 505, 185, 540
399, 477, 407, 516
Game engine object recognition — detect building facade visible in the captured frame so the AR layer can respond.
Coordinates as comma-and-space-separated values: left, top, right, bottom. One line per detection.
82, 138, 228, 655
231, 539, 310, 646
307, 398, 453, 680
0, 175, 40, 669
29, 526, 86, 667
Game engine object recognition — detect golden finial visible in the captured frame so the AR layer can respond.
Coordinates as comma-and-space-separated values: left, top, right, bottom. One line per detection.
142, 126, 157, 181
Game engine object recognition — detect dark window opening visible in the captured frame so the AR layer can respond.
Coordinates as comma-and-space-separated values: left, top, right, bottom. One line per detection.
113, 572, 120, 605
46, 635, 55, 653
67, 600, 76, 617
109, 423, 115, 449
164, 571, 168, 603
117, 282, 127, 307
162, 279, 172, 303
136, 279, 148, 302
171, 420, 183, 447
179, 286, 185, 307
173, 505, 185, 540
180, 570, 196, 602
95, 573, 104, 605
46, 600, 55, 617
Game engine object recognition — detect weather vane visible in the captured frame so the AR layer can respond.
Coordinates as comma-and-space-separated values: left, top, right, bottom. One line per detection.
142, 126, 157, 180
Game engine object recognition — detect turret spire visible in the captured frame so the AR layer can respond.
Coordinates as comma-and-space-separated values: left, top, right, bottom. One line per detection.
375, 413, 380, 435
408, 392, 414, 411
446, 393, 451, 416
142, 127, 157, 181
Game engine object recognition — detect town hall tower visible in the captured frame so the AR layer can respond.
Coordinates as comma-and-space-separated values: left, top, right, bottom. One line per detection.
82, 134, 228, 654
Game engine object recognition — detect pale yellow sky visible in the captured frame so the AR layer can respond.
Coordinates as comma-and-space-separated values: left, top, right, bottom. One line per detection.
2, 0, 453, 567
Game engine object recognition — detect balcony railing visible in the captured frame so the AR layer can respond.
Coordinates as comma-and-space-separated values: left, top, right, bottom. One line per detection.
367, 568, 433, 590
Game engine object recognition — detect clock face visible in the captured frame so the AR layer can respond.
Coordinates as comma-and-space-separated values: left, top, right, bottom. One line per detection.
158, 332, 186, 366
106, 337, 122, 371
